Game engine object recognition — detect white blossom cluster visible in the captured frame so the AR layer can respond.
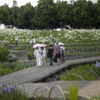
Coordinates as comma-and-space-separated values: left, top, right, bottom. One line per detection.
0, 28, 100, 44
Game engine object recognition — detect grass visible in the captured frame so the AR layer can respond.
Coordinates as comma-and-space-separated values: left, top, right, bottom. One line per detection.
69, 83, 79, 100
60, 63, 100, 80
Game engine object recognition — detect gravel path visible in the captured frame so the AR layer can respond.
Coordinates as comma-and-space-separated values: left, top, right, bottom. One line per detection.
79, 81, 100, 97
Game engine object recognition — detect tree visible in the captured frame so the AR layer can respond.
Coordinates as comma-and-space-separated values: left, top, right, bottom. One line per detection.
55, 1, 71, 28
96, 1, 100, 28
82, 1, 96, 29
0, 4, 11, 25
33, 0, 56, 29
73, 0, 87, 28
18, 3, 35, 29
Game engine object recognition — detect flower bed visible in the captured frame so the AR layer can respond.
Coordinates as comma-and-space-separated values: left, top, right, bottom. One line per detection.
0, 61, 36, 77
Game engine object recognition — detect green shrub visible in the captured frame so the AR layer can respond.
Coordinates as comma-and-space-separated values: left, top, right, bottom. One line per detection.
69, 83, 79, 100
0, 45, 9, 62
8, 54, 18, 62
60, 63, 99, 80
0, 68, 12, 76
15, 46, 25, 50
28, 52, 34, 58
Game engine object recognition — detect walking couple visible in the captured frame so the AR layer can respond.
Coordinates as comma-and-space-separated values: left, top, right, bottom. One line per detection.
34, 47, 46, 67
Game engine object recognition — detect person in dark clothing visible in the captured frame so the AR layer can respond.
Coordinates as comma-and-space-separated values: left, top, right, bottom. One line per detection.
47, 44, 54, 66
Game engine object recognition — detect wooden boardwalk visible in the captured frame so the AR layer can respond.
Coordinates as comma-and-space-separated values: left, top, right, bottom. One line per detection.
0, 56, 100, 99
18, 81, 96, 99
0, 56, 100, 86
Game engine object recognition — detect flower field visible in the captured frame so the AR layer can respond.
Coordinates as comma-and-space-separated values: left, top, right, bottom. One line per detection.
0, 61, 36, 77
0, 29, 100, 44
0, 29, 100, 99
0, 28, 100, 77
0, 28, 100, 60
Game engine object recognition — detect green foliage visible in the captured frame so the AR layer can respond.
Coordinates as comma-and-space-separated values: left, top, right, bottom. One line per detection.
0, 61, 36, 76
69, 83, 79, 100
15, 46, 26, 50
55, 1, 70, 27
0, 0, 100, 29
34, 0, 56, 29
60, 63, 100, 80
0, 45, 9, 62
27, 52, 34, 58
8, 54, 18, 62
18, 3, 35, 29
0, 88, 28, 100
0, 5, 11, 25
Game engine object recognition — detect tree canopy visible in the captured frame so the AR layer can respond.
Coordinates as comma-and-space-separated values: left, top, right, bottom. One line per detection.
0, 0, 100, 29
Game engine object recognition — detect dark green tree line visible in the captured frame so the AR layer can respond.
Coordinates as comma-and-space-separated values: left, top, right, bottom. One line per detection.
33, 0, 56, 29
0, 0, 100, 29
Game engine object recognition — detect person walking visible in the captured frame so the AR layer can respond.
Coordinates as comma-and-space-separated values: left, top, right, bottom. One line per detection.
40, 47, 45, 66
50, 35, 53, 44
34, 47, 41, 67
33, 38, 36, 45
55, 42, 62, 65
15, 35, 18, 46
42, 47, 46, 65
30, 39, 33, 45
47, 44, 54, 66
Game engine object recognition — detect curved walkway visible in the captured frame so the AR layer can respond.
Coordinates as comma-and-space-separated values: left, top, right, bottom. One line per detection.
0, 56, 100, 85
0, 56, 100, 99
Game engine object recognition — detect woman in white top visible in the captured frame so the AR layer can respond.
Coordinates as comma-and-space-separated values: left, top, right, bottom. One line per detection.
30, 39, 32, 45
34, 47, 41, 66
40, 47, 46, 66
33, 38, 36, 44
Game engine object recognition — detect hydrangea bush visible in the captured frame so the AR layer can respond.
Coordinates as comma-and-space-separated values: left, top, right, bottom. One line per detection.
0, 29, 100, 44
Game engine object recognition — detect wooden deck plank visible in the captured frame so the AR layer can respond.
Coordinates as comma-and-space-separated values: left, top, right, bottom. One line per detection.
0, 56, 100, 86
17, 81, 96, 98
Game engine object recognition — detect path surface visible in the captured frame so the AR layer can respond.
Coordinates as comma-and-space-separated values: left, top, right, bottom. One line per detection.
17, 81, 100, 99
0, 56, 100, 85
18, 81, 96, 98
79, 81, 100, 97
0, 56, 100, 99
